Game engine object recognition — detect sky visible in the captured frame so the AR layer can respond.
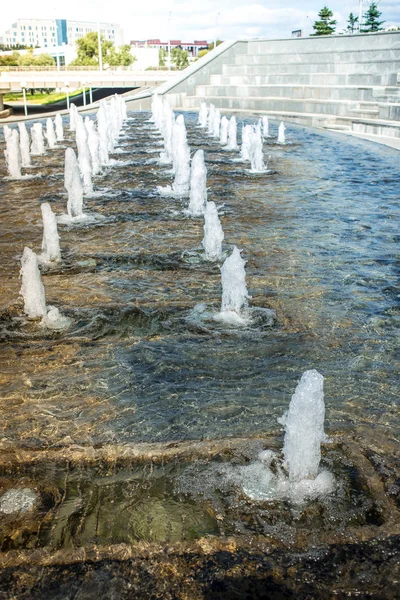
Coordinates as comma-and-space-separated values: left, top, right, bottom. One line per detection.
2, 1, 400, 44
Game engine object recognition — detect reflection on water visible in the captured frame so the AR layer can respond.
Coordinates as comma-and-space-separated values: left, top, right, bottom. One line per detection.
0, 112, 399, 452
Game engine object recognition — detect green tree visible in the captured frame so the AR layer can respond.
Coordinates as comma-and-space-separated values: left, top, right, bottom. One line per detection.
70, 31, 134, 67
107, 44, 135, 67
158, 48, 167, 68
171, 47, 189, 69
346, 12, 359, 33
208, 40, 223, 50
311, 6, 337, 36
18, 48, 55, 66
361, 2, 385, 32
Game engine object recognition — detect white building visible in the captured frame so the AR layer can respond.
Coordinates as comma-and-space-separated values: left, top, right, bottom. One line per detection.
0, 19, 123, 49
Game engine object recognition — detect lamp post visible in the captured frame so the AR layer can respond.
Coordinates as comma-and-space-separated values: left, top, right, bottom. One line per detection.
358, 0, 363, 33
20, 81, 28, 116
214, 12, 220, 51
82, 82, 86, 106
88, 82, 93, 104
65, 82, 70, 109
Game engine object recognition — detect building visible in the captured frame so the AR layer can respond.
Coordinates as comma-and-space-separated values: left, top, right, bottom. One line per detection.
130, 39, 209, 58
0, 19, 123, 49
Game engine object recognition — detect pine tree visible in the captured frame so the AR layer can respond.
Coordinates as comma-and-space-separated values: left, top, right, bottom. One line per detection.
311, 6, 337, 36
346, 12, 359, 33
361, 2, 385, 32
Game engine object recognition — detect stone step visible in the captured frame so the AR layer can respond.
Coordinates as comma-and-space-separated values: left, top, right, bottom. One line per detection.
195, 84, 399, 104
222, 62, 400, 78
235, 49, 400, 65
209, 72, 398, 87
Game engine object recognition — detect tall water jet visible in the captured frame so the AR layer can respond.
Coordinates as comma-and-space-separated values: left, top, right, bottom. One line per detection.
212, 109, 221, 138
207, 104, 216, 135
40, 203, 61, 263
20, 247, 47, 319
18, 122, 31, 168
219, 116, 229, 145
64, 147, 84, 218
55, 113, 64, 141
30, 123, 45, 155
225, 116, 238, 151
46, 117, 57, 149
249, 126, 265, 172
75, 116, 93, 194
187, 149, 207, 216
151, 93, 163, 126
202, 201, 224, 261
160, 100, 174, 164
96, 103, 110, 166
69, 103, 78, 132
280, 369, 326, 483
4, 129, 22, 179
240, 124, 252, 162
158, 114, 191, 196
262, 116, 269, 138
3, 124, 12, 141
85, 118, 101, 176
198, 101, 208, 128
219, 247, 249, 318
278, 122, 286, 144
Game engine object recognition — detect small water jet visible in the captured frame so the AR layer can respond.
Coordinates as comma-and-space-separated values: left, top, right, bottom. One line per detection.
236, 370, 334, 503
20, 247, 71, 329
4, 129, 22, 179
202, 201, 224, 261
215, 246, 250, 325
187, 149, 207, 216
85, 117, 101, 176
76, 116, 93, 194
20, 247, 47, 319
30, 123, 45, 156
18, 122, 31, 168
55, 113, 64, 141
198, 101, 208, 128
40, 203, 61, 263
225, 116, 238, 151
159, 115, 190, 196
240, 124, 252, 162
207, 104, 216, 135
64, 147, 84, 218
69, 103, 78, 132
46, 117, 57, 149
278, 122, 286, 144
159, 100, 174, 164
219, 116, 229, 145
212, 109, 221, 138
249, 124, 266, 172
262, 116, 269, 138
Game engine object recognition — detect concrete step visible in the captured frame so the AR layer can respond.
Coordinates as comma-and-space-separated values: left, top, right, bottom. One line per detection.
235, 49, 400, 65
195, 84, 398, 104
222, 62, 400, 78
209, 72, 398, 87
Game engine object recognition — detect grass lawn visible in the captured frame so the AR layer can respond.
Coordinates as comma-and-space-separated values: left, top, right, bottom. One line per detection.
4, 89, 83, 104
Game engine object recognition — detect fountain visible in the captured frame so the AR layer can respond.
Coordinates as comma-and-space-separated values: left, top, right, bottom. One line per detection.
202, 201, 224, 261
249, 124, 266, 172
198, 101, 208, 128
69, 103, 78, 132
20, 247, 71, 329
85, 117, 101, 176
64, 147, 84, 218
40, 203, 61, 263
215, 246, 250, 324
55, 113, 64, 141
237, 369, 334, 503
278, 122, 286, 144
75, 116, 93, 194
212, 109, 221, 138
187, 149, 207, 216
159, 100, 174, 164
262, 116, 269, 138
4, 129, 22, 179
207, 103, 216, 135
219, 116, 229, 145
20, 247, 47, 319
225, 116, 238, 150
159, 114, 190, 196
30, 123, 45, 155
240, 124, 252, 161
18, 122, 31, 168
46, 117, 57, 149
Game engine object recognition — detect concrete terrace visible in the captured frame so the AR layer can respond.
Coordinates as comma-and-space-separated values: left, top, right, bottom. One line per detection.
126, 31, 400, 146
